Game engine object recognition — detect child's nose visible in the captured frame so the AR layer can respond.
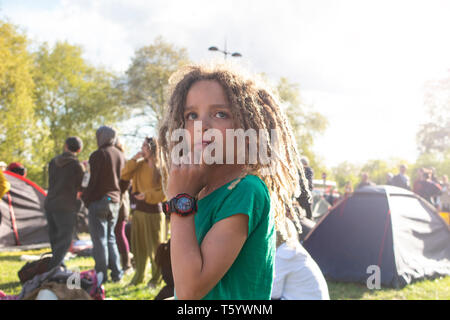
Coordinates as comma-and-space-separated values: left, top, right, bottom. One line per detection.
199, 117, 212, 131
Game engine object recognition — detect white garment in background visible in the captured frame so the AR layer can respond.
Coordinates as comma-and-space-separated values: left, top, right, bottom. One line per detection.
272, 240, 330, 300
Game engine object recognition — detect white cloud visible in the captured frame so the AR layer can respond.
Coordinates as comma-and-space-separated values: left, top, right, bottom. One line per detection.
2, 0, 449, 166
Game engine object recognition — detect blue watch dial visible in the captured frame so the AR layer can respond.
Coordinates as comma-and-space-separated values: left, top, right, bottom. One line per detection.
175, 197, 193, 212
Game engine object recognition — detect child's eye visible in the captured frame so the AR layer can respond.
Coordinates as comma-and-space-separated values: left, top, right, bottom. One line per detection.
185, 112, 197, 120
215, 111, 228, 119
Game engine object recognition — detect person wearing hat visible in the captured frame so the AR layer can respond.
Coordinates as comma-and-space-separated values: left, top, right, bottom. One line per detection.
44, 136, 85, 270
6, 162, 27, 178
82, 126, 126, 283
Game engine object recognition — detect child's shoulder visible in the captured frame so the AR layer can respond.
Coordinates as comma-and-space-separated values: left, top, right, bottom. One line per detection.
227, 174, 269, 195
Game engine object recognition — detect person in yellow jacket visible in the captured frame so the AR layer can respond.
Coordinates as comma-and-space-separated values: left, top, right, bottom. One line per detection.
0, 170, 11, 199
121, 137, 167, 287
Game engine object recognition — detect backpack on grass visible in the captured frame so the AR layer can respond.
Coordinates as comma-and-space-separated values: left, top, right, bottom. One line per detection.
17, 252, 52, 285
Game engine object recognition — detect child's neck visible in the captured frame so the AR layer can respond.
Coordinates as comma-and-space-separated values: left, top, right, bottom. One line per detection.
200, 164, 247, 199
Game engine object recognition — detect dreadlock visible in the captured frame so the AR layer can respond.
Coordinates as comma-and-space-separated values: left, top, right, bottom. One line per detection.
158, 62, 311, 242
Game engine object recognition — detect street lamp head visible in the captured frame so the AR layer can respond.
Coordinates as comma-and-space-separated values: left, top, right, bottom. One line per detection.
208, 46, 219, 51
231, 52, 242, 57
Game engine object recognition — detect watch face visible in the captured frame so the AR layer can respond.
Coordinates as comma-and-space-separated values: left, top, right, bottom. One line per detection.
175, 197, 193, 212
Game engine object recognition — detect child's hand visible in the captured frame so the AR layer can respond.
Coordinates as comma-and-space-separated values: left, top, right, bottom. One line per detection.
134, 193, 145, 201
132, 152, 144, 160
166, 158, 209, 200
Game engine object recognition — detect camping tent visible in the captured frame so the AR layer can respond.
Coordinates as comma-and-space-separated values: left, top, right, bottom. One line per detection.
0, 171, 49, 247
303, 185, 450, 288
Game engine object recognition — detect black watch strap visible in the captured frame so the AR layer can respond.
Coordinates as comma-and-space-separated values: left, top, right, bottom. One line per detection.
163, 193, 197, 217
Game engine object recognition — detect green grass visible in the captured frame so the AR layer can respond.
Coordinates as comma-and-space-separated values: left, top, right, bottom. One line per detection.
327, 277, 450, 300
0, 248, 163, 300
1, 248, 449, 300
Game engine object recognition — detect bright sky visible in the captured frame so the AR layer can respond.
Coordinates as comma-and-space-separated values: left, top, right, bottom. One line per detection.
2, 0, 449, 167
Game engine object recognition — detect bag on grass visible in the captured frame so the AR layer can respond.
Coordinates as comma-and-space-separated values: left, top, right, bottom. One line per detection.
17, 252, 52, 285
41, 268, 106, 300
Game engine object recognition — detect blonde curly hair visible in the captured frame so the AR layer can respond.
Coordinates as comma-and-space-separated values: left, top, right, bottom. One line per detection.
158, 62, 310, 242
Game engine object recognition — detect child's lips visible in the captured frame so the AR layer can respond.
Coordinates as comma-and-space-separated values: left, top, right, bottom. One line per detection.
194, 140, 212, 148
197, 140, 212, 145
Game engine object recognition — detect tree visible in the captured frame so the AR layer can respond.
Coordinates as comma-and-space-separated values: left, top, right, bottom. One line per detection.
33, 41, 125, 170
0, 20, 50, 184
276, 77, 328, 173
331, 161, 361, 192
417, 70, 450, 155
0, 21, 38, 164
124, 36, 190, 138
410, 151, 450, 184
359, 159, 399, 185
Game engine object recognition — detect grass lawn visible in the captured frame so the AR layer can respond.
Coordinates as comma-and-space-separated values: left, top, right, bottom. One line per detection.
0, 248, 163, 300
1, 248, 449, 300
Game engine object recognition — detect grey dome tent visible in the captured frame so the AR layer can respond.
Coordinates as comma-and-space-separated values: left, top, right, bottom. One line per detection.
303, 185, 450, 288
0, 171, 49, 247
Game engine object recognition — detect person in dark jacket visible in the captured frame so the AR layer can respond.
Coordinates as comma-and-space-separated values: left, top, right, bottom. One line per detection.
391, 164, 410, 190
44, 136, 84, 270
82, 126, 125, 283
414, 169, 442, 206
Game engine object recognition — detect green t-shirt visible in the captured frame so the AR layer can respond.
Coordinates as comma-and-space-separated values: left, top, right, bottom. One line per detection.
195, 174, 275, 300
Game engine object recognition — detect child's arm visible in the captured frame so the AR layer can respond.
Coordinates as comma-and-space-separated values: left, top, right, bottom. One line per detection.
167, 163, 249, 299
170, 211, 248, 300
120, 157, 140, 181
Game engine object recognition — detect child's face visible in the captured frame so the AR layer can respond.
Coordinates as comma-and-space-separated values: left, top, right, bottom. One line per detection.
184, 80, 235, 163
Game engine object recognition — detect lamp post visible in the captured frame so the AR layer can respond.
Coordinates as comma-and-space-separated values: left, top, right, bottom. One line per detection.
208, 39, 242, 60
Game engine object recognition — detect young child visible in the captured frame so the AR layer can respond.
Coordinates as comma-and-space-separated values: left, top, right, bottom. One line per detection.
158, 63, 310, 300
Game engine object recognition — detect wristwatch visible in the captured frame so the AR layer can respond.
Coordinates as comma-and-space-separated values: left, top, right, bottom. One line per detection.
163, 193, 197, 217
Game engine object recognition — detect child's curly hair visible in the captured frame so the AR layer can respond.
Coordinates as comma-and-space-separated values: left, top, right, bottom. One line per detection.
158, 62, 310, 242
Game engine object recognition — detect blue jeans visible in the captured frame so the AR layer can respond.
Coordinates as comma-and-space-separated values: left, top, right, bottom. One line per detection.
88, 196, 122, 282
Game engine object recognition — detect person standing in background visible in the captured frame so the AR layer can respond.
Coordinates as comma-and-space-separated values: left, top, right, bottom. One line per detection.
356, 172, 375, 190
82, 126, 125, 283
121, 137, 166, 288
114, 139, 133, 274
386, 172, 394, 185
391, 164, 410, 190
438, 175, 450, 213
44, 137, 84, 270
6, 162, 27, 178
414, 168, 442, 206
